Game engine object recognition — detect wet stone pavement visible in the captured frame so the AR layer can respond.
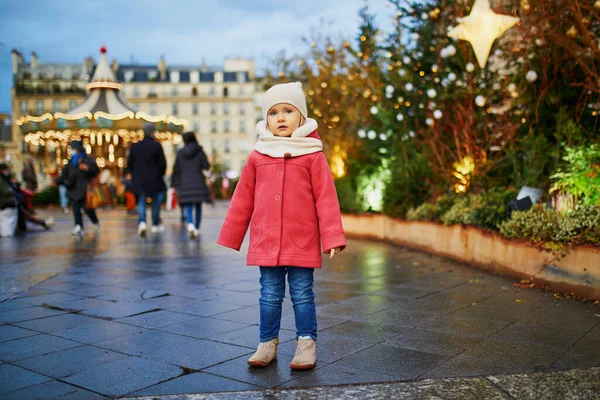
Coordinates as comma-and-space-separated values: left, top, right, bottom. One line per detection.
0, 204, 599, 399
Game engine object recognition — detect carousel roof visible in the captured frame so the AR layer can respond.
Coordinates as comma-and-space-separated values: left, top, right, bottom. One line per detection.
17, 47, 185, 134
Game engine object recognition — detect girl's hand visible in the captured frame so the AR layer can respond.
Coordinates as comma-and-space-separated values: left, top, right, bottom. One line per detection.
328, 247, 341, 259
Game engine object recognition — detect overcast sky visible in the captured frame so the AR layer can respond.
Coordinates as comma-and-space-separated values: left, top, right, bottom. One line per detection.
0, 0, 395, 113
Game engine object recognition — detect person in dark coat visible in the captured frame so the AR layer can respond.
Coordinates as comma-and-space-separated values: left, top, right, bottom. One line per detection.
127, 123, 167, 237
21, 157, 38, 192
171, 131, 211, 238
55, 140, 99, 235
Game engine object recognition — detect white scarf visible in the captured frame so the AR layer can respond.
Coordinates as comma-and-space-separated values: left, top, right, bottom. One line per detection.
254, 118, 323, 158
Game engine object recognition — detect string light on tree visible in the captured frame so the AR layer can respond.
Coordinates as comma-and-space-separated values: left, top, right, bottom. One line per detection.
526, 70, 538, 82
466, 62, 475, 72
475, 95, 487, 107
447, 0, 520, 68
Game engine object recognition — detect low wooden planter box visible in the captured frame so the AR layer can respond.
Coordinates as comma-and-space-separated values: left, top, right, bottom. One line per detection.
342, 213, 600, 301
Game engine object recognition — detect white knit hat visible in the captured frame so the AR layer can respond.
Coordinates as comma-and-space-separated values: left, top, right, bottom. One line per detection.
262, 82, 308, 120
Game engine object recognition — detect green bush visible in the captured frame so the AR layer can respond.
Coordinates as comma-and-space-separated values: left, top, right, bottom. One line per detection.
335, 175, 363, 214
550, 144, 600, 206
499, 204, 600, 247
406, 202, 437, 221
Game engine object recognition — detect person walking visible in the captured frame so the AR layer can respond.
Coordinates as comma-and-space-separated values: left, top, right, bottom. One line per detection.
55, 140, 99, 235
21, 157, 38, 192
171, 131, 211, 239
128, 123, 167, 237
217, 82, 346, 370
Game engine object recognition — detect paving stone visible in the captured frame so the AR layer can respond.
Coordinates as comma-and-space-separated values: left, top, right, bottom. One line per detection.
157, 317, 250, 339
63, 356, 182, 397
489, 323, 588, 348
423, 354, 533, 379
211, 306, 261, 325
355, 308, 440, 328
95, 329, 199, 358
460, 339, 565, 369
0, 325, 39, 342
419, 316, 510, 338
488, 367, 600, 400
551, 338, 600, 370
0, 306, 66, 323
168, 299, 247, 317
278, 363, 399, 388
43, 297, 115, 312
0, 380, 106, 400
14, 345, 127, 378
321, 320, 410, 343
118, 309, 197, 329
0, 334, 80, 362
81, 302, 161, 319
448, 303, 533, 324
0, 364, 50, 395
208, 325, 296, 348
383, 328, 482, 356
143, 338, 252, 370
203, 354, 326, 388
278, 333, 376, 364
15, 313, 101, 333
335, 344, 449, 380
132, 371, 261, 396
52, 319, 146, 344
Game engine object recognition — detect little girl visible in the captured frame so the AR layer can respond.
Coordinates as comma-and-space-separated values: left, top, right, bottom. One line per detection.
217, 82, 346, 370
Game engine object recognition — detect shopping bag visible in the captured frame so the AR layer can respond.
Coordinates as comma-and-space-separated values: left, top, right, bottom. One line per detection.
0, 207, 18, 237
85, 179, 110, 210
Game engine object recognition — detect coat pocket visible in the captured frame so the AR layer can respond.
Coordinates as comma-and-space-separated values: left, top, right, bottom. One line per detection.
290, 223, 316, 249
250, 222, 264, 248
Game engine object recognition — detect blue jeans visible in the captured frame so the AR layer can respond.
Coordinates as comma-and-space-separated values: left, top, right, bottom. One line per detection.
138, 192, 163, 226
58, 185, 68, 208
185, 203, 202, 229
259, 266, 317, 342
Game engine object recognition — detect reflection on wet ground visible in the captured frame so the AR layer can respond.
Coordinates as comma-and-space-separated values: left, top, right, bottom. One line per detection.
0, 206, 598, 398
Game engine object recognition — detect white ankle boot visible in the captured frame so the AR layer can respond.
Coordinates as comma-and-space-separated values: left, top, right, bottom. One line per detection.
247, 337, 279, 367
290, 337, 316, 370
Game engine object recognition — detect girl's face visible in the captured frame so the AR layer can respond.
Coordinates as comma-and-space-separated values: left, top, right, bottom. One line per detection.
267, 103, 304, 137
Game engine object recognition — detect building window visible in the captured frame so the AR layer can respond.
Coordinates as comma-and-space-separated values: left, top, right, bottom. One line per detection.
133, 87, 140, 98
224, 160, 231, 170
211, 121, 217, 133
240, 120, 246, 133
193, 122, 199, 131
124, 70, 134, 82
223, 103, 229, 115
224, 139, 230, 153
223, 87, 229, 97
192, 87, 198, 96
192, 103, 198, 115
150, 103, 157, 114
19, 101, 27, 114
148, 87, 157, 98
210, 103, 216, 115
209, 87, 215, 97
239, 104, 245, 115
211, 139, 217, 154
53, 100, 61, 112
36, 100, 44, 115
172, 103, 179, 115
171, 86, 178, 97
69, 100, 78, 109
224, 120, 230, 133
238, 86, 244, 97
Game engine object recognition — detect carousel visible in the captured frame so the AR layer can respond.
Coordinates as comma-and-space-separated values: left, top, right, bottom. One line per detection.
16, 47, 185, 181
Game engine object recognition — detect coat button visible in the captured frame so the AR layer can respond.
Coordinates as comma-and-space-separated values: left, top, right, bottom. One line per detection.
272, 245, 278, 251
277, 170, 283, 176
274, 220, 280, 227
275, 195, 281, 200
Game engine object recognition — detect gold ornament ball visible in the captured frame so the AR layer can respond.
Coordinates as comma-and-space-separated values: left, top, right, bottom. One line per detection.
595, 0, 600, 9
326, 46, 335, 54
566, 25, 577, 38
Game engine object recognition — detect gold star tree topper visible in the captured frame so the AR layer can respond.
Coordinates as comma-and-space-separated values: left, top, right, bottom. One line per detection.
448, 0, 520, 68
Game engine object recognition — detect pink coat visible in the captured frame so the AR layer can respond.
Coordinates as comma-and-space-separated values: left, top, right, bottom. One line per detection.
217, 134, 346, 268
